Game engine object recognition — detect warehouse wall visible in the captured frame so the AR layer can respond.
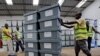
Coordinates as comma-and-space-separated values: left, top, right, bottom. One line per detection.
0, 16, 24, 27
62, 17, 75, 22
82, 0, 100, 19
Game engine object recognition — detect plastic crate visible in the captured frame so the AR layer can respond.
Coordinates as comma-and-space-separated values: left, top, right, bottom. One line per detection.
91, 39, 96, 48
39, 50, 61, 56
24, 31, 38, 40
39, 29, 61, 40
60, 36, 65, 41
66, 41, 70, 46
39, 18, 61, 30
24, 23, 37, 31
70, 40, 74, 46
97, 40, 100, 47
24, 39, 38, 50
39, 39, 61, 51
24, 11, 37, 23
39, 4, 60, 20
61, 41, 65, 47
25, 49, 38, 56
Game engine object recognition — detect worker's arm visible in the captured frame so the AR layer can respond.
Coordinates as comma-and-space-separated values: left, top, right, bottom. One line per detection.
58, 18, 78, 25
62, 24, 74, 28
3, 31, 12, 38
92, 27, 100, 34
58, 18, 64, 25
63, 21, 78, 24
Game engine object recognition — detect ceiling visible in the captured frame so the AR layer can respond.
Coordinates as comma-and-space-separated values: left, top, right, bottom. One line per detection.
0, 0, 94, 17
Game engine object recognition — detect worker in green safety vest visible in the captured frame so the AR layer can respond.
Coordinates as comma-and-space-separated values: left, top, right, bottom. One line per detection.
14, 26, 24, 53
86, 21, 100, 51
59, 13, 91, 56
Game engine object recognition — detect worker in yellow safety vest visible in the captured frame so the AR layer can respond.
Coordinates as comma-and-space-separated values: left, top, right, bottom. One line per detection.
59, 13, 91, 56
86, 21, 100, 51
2, 23, 14, 54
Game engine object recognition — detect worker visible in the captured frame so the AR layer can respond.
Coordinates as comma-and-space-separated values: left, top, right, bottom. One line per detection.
59, 13, 91, 56
0, 28, 3, 48
86, 21, 100, 51
2, 23, 14, 54
14, 26, 24, 53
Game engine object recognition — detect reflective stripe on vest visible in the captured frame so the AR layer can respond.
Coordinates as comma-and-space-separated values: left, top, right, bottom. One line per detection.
15, 31, 22, 39
74, 24, 88, 40
88, 26, 93, 37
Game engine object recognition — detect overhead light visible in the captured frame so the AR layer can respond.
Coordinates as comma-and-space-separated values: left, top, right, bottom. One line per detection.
33, 0, 39, 6
5, 0, 13, 5
76, 0, 87, 8
58, 0, 64, 6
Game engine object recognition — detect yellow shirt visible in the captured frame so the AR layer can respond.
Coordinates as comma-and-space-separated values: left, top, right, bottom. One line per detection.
2, 27, 11, 41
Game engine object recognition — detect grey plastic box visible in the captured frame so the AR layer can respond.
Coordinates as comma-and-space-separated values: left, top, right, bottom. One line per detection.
39, 39, 61, 51
61, 41, 65, 46
66, 41, 70, 46
24, 39, 38, 50
24, 31, 38, 40
39, 4, 60, 20
39, 29, 61, 40
24, 11, 37, 24
25, 49, 38, 56
39, 19, 61, 30
39, 50, 61, 56
70, 41, 74, 46
60, 36, 65, 41
24, 23, 37, 31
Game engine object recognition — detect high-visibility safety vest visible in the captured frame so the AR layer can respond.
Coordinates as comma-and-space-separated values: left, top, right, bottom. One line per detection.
74, 20, 88, 40
88, 26, 93, 37
14, 31, 22, 39
2, 27, 11, 41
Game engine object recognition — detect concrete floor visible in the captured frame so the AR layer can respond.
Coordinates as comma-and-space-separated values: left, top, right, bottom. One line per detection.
0, 47, 100, 56
61, 47, 100, 56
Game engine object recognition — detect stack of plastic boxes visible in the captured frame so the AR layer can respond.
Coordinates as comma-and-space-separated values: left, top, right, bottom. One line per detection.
38, 4, 61, 56
24, 11, 39, 56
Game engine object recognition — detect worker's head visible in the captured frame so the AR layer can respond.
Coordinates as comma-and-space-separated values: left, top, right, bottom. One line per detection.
86, 21, 89, 27
86, 21, 89, 25
75, 13, 82, 19
4, 23, 9, 29
16, 26, 19, 31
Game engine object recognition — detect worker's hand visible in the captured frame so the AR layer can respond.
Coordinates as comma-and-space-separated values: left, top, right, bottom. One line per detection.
99, 32, 100, 34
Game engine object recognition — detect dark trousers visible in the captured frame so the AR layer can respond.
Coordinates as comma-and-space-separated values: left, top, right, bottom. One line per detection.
87, 37, 92, 51
75, 39, 91, 56
16, 40, 24, 52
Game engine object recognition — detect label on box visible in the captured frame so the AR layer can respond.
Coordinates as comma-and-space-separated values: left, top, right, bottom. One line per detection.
12, 21, 16, 26
18, 21, 22, 26
45, 10, 53, 16
44, 43, 52, 49
44, 21, 52, 27
44, 32, 52, 37
27, 25, 33, 30
28, 52, 34, 56
6, 21, 11, 26
28, 43, 34, 48
27, 33, 33, 38
45, 54, 52, 56
27, 15, 33, 21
